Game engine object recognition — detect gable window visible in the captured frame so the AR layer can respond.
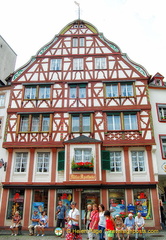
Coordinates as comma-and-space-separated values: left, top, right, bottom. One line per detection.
160, 136, 166, 158
50, 59, 62, 70
110, 151, 122, 172
73, 37, 85, 47
24, 85, 50, 99
14, 152, 28, 173
36, 152, 50, 172
131, 151, 145, 172
107, 112, 138, 131
74, 148, 92, 162
95, 58, 106, 69
106, 84, 118, 97
105, 82, 134, 98
71, 113, 91, 132
19, 114, 50, 132
158, 105, 166, 121
69, 84, 86, 98
0, 94, 5, 107
73, 58, 83, 70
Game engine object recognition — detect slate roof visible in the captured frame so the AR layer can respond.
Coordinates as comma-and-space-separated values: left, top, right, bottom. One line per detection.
64, 135, 101, 144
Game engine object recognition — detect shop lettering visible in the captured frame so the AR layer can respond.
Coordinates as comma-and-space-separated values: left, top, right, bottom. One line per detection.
70, 174, 96, 180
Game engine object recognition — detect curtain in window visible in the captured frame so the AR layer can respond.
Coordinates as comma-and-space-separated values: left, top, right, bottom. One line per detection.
31, 115, 39, 132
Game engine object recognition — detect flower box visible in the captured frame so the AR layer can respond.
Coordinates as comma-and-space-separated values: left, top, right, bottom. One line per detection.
71, 160, 94, 172
72, 167, 93, 172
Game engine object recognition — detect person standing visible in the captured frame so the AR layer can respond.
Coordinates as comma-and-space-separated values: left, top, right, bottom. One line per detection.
104, 210, 115, 240
89, 204, 99, 240
98, 204, 105, 240
135, 212, 145, 240
28, 210, 40, 235
56, 200, 66, 238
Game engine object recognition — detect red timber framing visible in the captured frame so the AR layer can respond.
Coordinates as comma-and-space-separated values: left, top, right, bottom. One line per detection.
1, 19, 160, 229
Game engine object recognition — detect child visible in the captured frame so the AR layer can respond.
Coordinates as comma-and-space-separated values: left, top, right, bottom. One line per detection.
104, 210, 115, 240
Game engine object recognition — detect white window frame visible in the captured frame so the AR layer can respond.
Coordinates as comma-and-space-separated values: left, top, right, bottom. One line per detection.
74, 148, 92, 162
106, 84, 118, 97
73, 58, 83, 70
107, 114, 121, 130
110, 151, 122, 172
131, 151, 145, 172
0, 94, 5, 107
36, 152, 50, 173
158, 105, 166, 120
50, 59, 62, 70
14, 152, 28, 173
161, 136, 166, 158
124, 113, 138, 130
24, 86, 36, 99
71, 114, 90, 132
69, 85, 86, 98
121, 83, 133, 97
95, 58, 106, 69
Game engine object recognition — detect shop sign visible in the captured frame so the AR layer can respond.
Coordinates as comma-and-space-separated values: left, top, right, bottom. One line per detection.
70, 174, 96, 180
57, 189, 72, 194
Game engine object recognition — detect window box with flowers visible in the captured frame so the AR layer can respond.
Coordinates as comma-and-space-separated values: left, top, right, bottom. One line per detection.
71, 159, 94, 172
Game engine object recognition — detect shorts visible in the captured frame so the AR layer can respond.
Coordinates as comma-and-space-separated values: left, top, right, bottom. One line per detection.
57, 218, 65, 228
106, 230, 114, 237
10, 223, 19, 229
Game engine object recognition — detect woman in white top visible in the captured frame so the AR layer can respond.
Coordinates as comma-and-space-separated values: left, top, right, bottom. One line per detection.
66, 201, 82, 240
98, 204, 105, 240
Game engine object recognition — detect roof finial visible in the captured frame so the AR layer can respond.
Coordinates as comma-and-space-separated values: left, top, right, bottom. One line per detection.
74, 1, 80, 19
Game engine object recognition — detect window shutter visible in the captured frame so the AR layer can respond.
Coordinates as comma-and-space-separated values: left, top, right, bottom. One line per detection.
58, 151, 65, 171
101, 150, 110, 170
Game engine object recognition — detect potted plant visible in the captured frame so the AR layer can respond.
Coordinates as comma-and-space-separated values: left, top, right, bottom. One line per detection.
71, 158, 94, 171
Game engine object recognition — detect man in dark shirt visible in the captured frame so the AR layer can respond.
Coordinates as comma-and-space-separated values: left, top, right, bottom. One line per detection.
56, 200, 66, 238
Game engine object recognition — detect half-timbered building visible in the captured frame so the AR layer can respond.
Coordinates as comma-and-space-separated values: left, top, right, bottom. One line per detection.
0, 19, 160, 229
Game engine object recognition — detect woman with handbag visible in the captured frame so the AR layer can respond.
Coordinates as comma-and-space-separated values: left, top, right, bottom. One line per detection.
66, 201, 82, 240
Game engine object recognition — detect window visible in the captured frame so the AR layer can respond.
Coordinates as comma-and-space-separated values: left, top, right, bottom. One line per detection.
107, 112, 138, 131
107, 114, 121, 130
131, 151, 145, 172
74, 148, 92, 162
161, 136, 166, 158
109, 189, 125, 217
0, 94, 5, 107
105, 82, 134, 98
33, 189, 48, 213
19, 114, 50, 132
124, 113, 137, 130
36, 152, 50, 172
158, 105, 166, 121
71, 113, 90, 132
50, 59, 62, 70
121, 83, 133, 97
106, 84, 118, 97
110, 151, 122, 172
95, 58, 106, 69
24, 85, 50, 99
69, 84, 86, 98
72, 37, 85, 47
73, 58, 83, 70
14, 152, 28, 172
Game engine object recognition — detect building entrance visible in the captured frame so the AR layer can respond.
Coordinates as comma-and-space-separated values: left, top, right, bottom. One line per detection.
81, 189, 100, 229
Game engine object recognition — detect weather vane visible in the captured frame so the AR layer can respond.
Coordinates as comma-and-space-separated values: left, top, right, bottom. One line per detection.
74, 1, 80, 19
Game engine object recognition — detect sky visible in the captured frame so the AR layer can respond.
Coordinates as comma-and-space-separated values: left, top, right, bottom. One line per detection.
1, 0, 166, 79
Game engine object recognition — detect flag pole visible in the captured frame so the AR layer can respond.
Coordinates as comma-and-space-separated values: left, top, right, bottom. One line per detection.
74, 1, 80, 19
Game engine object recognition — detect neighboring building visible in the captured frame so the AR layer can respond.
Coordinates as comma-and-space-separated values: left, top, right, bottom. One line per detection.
0, 36, 17, 83
0, 19, 160, 229
149, 73, 166, 204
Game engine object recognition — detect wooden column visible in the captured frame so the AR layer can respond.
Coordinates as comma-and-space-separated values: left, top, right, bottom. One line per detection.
23, 189, 32, 228
146, 146, 155, 182
126, 189, 133, 205
48, 189, 55, 227
151, 188, 161, 229
124, 147, 130, 182
51, 149, 57, 182
28, 148, 35, 182
0, 188, 8, 226
101, 189, 107, 208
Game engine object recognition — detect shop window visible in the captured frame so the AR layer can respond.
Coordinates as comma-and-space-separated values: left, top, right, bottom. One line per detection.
19, 114, 50, 133
36, 152, 50, 173
50, 59, 62, 71
69, 84, 86, 98
109, 189, 126, 217
131, 151, 145, 172
160, 136, 166, 158
71, 113, 91, 132
32, 189, 48, 214
158, 105, 166, 121
24, 85, 51, 99
56, 189, 72, 218
0, 94, 5, 107
6, 189, 25, 219
107, 112, 138, 131
14, 152, 28, 173
110, 151, 122, 172
95, 58, 106, 69
133, 189, 152, 219
73, 58, 83, 70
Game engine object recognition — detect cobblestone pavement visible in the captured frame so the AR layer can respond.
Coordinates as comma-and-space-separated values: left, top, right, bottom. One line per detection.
0, 231, 166, 240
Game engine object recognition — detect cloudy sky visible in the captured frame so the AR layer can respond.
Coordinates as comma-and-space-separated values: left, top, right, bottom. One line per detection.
1, 0, 166, 79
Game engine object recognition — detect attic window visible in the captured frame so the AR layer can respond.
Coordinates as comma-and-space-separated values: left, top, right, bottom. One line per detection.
156, 79, 162, 86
